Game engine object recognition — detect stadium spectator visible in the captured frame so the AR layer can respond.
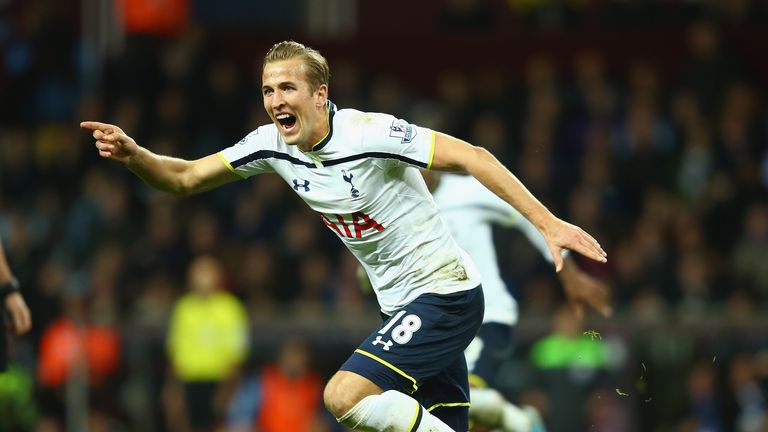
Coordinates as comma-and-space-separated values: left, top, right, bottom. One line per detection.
227, 336, 327, 432
529, 305, 611, 432
164, 255, 249, 432
36, 295, 122, 423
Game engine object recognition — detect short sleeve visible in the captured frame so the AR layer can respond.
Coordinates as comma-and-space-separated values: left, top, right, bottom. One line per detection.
217, 127, 277, 178
361, 113, 436, 169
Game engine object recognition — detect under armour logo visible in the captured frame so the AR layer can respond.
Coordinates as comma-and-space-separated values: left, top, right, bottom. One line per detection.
372, 335, 393, 351
342, 170, 360, 197
292, 179, 310, 192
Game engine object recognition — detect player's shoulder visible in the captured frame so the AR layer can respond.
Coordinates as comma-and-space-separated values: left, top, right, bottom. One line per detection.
336, 109, 422, 147
214, 291, 246, 310
234, 123, 282, 149
331, 109, 392, 148
334, 108, 395, 130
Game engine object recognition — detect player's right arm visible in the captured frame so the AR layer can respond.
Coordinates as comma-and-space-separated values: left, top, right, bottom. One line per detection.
80, 121, 241, 195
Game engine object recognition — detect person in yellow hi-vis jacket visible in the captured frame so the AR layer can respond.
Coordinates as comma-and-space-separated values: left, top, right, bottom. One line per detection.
165, 255, 249, 432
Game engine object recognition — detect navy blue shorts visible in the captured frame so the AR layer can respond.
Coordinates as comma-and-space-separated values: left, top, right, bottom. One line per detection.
464, 322, 515, 388
340, 286, 484, 430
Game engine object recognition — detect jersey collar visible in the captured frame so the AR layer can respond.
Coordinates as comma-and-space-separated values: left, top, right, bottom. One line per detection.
308, 100, 336, 152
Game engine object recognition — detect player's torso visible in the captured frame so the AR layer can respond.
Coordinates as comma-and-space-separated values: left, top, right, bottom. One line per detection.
221, 106, 481, 314
269, 113, 427, 243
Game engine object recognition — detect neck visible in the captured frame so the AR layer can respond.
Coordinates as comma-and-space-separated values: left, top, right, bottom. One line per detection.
298, 104, 330, 152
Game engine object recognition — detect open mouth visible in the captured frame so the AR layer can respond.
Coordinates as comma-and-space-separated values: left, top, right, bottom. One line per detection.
276, 113, 297, 131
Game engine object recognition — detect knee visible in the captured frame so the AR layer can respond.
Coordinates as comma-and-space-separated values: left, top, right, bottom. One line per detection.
323, 372, 381, 419
323, 375, 360, 418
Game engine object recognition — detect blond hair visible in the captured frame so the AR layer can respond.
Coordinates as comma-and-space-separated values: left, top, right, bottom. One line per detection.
263, 40, 330, 91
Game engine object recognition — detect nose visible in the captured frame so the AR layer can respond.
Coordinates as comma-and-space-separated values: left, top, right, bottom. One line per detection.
271, 90, 284, 109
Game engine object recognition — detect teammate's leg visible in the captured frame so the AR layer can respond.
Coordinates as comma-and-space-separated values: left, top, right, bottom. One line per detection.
470, 387, 543, 432
324, 370, 455, 431
465, 323, 545, 432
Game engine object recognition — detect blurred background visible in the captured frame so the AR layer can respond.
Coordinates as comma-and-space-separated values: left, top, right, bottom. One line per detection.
1, 0, 768, 431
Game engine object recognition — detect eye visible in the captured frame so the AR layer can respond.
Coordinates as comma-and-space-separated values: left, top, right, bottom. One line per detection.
262, 88, 273, 96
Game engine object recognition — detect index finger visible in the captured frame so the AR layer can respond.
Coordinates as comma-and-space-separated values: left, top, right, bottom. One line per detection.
80, 121, 118, 132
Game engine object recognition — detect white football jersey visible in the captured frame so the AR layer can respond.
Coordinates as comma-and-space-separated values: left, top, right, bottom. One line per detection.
432, 173, 554, 325
218, 102, 480, 315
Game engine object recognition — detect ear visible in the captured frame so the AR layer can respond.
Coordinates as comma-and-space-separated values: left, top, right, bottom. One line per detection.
316, 84, 328, 108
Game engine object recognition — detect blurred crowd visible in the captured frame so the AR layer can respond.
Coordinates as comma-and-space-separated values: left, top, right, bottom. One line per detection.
1, 0, 768, 431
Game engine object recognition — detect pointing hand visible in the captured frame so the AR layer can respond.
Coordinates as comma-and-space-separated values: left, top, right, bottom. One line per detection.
80, 121, 137, 164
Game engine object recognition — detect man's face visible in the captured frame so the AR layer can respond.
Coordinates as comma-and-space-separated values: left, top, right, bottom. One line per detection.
262, 58, 327, 148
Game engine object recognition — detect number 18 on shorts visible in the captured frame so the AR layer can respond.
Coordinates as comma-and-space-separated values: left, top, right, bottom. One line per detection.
340, 287, 484, 404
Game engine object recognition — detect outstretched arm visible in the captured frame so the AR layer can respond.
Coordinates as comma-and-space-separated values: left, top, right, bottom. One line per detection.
80, 121, 241, 195
430, 132, 607, 271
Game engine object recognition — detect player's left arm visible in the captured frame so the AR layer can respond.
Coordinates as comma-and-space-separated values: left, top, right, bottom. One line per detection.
430, 132, 607, 271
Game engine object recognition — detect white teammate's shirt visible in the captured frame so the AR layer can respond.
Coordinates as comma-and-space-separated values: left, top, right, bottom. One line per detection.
432, 173, 554, 326
218, 102, 480, 315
